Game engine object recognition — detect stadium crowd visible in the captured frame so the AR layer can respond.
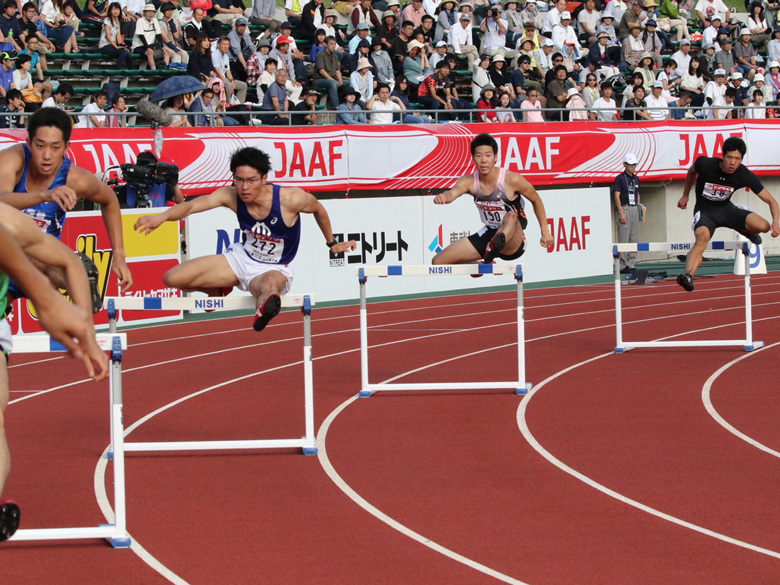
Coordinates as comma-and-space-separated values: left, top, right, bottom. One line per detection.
0, 0, 778, 124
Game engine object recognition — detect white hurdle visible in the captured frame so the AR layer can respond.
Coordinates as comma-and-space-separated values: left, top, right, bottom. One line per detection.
613, 241, 764, 352
9, 333, 131, 548
357, 264, 531, 396
105, 294, 318, 455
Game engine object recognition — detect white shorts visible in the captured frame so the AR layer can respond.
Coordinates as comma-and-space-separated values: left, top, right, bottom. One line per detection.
223, 243, 294, 294
0, 318, 12, 356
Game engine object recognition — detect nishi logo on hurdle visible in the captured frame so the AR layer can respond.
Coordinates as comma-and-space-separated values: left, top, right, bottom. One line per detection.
356, 263, 532, 396
105, 294, 318, 455
8, 333, 131, 548
612, 241, 764, 352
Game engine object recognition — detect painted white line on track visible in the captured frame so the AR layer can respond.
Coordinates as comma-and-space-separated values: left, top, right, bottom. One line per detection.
516, 320, 780, 561
701, 341, 780, 460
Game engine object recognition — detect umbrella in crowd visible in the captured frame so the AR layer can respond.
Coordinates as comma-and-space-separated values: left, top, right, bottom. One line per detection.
149, 75, 206, 102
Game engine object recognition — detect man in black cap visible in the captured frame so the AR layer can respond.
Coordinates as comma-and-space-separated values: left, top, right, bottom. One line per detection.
227, 17, 256, 81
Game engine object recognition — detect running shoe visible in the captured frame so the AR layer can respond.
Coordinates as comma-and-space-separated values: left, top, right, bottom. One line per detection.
747, 233, 763, 246
77, 252, 102, 313
482, 232, 506, 264
0, 500, 20, 542
677, 273, 694, 292
253, 294, 281, 332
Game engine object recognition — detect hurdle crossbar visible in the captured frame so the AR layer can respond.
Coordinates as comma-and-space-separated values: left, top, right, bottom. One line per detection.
357, 264, 531, 396
612, 241, 764, 352
104, 294, 318, 455
8, 334, 130, 548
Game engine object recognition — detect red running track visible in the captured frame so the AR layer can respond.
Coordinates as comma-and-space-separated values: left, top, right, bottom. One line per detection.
3, 272, 780, 584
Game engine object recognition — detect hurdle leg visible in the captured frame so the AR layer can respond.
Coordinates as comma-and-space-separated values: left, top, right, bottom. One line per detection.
108, 336, 130, 547
358, 270, 372, 397
301, 297, 317, 455
515, 266, 531, 395
742, 243, 764, 352
613, 247, 626, 353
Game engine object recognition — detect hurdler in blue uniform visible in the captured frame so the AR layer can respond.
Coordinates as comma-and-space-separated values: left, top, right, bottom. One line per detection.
133, 146, 356, 332
0, 108, 133, 311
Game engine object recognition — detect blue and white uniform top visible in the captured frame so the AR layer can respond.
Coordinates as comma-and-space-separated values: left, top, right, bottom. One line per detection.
235, 183, 300, 265
15, 144, 72, 239
471, 167, 524, 230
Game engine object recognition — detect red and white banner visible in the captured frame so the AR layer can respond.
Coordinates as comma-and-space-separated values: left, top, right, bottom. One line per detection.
0, 120, 777, 195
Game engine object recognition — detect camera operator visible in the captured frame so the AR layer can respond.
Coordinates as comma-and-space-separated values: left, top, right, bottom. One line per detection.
480, 4, 515, 62
116, 151, 184, 209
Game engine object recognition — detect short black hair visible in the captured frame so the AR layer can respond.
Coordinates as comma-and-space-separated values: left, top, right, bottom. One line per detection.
230, 147, 271, 176
3, 0, 16, 10
470, 133, 498, 156
722, 136, 746, 156
375, 82, 390, 92
28, 107, 73, 143
5, 88, 21, 101
136, 151, 157, 165
56, 82, 73, 96
724, 86, 737, 98
601, 80, 612, 90
21, 1, 35, 11
401, 20, 414, 28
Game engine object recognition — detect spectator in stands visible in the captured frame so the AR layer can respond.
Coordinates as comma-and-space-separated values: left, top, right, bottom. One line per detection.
414, 14, 435, 54
12, 53, 36, 104
520, 87, 544, 121
519, 0, 542, 30
312, 35, 342, 109
582, 72, 600, 106
291, 87, 318, 124
0, 51, 15, 98
227, 18, 254, 81
596, 13, 618, 46
701, 14, 720, 47
269, 35, 303, 103
188, 32, 218, 84
255, 56, 276, 102
106, 94, 127, 127
621, 22, 645, 71
537, 37, 555, 77
623, 84, 651, 119
310, 28, 327, 61
131, 4, 168, 69
618, 2, 645, 39
552, 12, 580, 68
79, 90, 108, 127
703, 67, 727, 115
749, 72, 771, 103
163, 94, 192, 127
159, 2, 188, 65
377, 10, 398, 50
402, 0, 425, 28
213, 36, 248, 103
350, 56, 375, 102
99, 2, 133, 70
644, 80, 670, 119
544, 64, 569, 120
565, 87, 587, 120
766, 60, 780, 101
275, 22, 307, 82
481, 4, 516, 62
335, 86, 367, 123
744, 87, 766, 118
403, 39, 429, 84
488, 53, 516, 104
472, 53, 490, 101
349, 38, 370, 73
694, 0, 728, 30
350, 0, 380, 36
19, 36, 48, 79
769, 27, 780, 64
476, 84, 497, 122
641, 19, 663, 68
542, 0, 566, 35
588, 31, 620, 77
590, 80, 619, 120
0, 1, 22, 53
659, 0, 690, 42
418, 59, 469, 119
655, 58, 679, 97
577, 0, 599, 45
513, 53, 543, 98
450, 11, 478, 69
371, 37, 395, 89
435, 0, 456, 44
623, 69, 644, 99
61, 2, 83, 50
349, 22, 372, 54
668, 90, 694, 119
211, 0, 248, 29
18, 3, 56, 57
635, 52, 656, 90
734, 30, 759, 82
0, 87, 24, 127
390, 75, 429, 122
318, 9, 346, 50
83, 0, 108, 24
119, 0, 143, 40
300, 0, 326, 43
190, 86, 240, 125
367, 82, 403, 123
250, 0, 281, 38
544, 51, 564, 85
494, 90, 515, 122
39, 0, 78, 52
728, 71, 749, 106
391, 19, 414, 70
715, 37, 735, 77
670, 37, 691, 75
184, 8, 217, 50
283, 0, 304, 27
261, 68, 290, 123
502, 0, 522, 47
711, 84, 736, 118
41, 81, 72, 109
515, 22, 540, 53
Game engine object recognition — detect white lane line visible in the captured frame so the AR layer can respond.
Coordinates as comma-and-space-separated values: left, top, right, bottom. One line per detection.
702, 341, 780, 460
516, 319, 780, 561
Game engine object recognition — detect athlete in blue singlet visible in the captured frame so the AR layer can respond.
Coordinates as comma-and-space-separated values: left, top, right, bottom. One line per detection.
432, 133, 554, 265
0, 108, 133, 311
134, 147, 356, 331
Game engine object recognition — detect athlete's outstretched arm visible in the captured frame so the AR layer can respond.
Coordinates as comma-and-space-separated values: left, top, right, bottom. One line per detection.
0, 222, 107, 380
755, 188, 780, 237
511, 174, 554, 248
677, 164, 697, 209
296, 189, 357, 254
134, 187, 236, 234
433, 175, 472, 205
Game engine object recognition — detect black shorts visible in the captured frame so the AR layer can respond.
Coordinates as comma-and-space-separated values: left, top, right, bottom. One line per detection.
467, 211, 528, 261
694, 202, 751, 237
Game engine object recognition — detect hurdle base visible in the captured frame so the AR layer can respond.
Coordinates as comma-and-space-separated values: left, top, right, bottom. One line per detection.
744, 341, 764, 351
124, 438, 315, 453
616, 340, 754, 351
361, 381, 524, 395
11, 525, 129, 546
515, 382, 533, 395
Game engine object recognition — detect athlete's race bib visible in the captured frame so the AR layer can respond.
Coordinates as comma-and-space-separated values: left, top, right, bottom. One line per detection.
702, 182, 734, 202
23, 208, 53, 233
245, 231, 284, 263
476, 200, 506, 229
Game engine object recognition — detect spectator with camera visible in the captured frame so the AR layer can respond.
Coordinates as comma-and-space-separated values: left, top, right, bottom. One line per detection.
39, 0, 78, 53
119, 151, 184, 209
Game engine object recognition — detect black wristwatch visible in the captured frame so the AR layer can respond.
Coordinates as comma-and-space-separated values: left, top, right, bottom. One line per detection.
326, 239, 338, 248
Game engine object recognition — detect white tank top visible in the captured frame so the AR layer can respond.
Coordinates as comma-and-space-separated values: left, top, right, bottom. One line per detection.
471, 167, 524, 229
